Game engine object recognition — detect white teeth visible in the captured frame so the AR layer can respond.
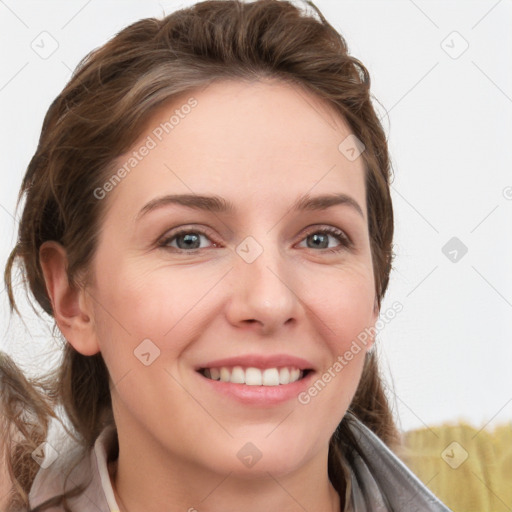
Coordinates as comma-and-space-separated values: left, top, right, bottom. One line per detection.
220, 367, 230, 382
262, 368, 279, 386
231, 366, 245, 384
279, 367, 290, 384
202, 366, 306, 386
245, 367, 262, 386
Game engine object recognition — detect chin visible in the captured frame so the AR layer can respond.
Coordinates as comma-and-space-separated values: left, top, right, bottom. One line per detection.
199, 437, 316, 479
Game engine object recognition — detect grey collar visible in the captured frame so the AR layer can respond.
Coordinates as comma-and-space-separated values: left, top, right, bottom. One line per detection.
345, 414, 453, 511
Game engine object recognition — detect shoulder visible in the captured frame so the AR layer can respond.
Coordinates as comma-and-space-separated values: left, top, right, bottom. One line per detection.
345, 415, 453, 511
28, 422, 117, 512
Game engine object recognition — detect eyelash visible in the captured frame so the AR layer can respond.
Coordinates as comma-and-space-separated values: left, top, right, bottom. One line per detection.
157, 225, 353, 254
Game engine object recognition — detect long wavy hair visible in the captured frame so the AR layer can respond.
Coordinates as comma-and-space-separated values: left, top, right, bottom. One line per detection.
1, 1, 398, 510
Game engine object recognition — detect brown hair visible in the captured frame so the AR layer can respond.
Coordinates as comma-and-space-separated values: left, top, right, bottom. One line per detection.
1, 1, 398, 510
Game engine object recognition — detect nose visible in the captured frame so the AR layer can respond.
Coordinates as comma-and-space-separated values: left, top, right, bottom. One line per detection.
224, 239, 299, 335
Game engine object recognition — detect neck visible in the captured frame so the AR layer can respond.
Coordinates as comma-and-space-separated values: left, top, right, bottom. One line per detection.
107, 435, 343, 512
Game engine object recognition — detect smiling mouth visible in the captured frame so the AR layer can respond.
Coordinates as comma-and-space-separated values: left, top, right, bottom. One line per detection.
198, 366, 313, 386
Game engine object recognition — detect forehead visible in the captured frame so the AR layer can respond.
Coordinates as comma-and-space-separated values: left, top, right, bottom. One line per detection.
105, 78, 367, 220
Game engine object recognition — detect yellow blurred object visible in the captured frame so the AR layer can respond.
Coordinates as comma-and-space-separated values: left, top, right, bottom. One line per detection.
397, 422, 512, 512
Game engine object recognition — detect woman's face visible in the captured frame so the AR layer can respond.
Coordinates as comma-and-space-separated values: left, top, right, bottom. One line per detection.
86, 78, 378, 477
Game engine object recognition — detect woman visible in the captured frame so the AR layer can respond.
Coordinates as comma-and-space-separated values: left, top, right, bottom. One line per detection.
0, 0, 452, 510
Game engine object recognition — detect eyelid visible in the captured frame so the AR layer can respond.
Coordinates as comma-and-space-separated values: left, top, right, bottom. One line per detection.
157, 223, 354, 252
157, 224, 220, 250
298, 224, 354, 250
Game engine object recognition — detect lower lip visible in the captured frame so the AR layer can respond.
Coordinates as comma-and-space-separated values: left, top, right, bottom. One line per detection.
196, 370, 316, 406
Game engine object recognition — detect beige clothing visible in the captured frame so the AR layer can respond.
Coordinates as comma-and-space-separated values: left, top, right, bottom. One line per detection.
28, 423, 120, 512
28, 414, 453, 511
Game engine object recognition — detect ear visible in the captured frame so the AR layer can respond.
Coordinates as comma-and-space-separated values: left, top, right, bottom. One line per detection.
39, 241, 100, 356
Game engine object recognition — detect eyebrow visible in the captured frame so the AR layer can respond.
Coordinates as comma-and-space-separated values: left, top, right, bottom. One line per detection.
136, 192, 365, 221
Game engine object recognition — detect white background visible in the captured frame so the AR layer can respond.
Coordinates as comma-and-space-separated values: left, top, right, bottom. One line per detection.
0, 0, 511, 433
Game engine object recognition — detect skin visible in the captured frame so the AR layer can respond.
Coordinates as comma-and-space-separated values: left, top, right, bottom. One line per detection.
40, 78, 379, 512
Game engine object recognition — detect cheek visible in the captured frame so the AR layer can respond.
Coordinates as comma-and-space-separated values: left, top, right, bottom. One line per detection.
90, 256, 209, 365
301, 264, 375, 401
298, 273, 373, 424
308, 263, 376, 343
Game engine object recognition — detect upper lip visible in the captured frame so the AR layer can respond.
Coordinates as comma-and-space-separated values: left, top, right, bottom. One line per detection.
195, 354, 315, 371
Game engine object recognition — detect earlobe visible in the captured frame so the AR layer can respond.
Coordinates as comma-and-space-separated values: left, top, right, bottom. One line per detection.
39, 241, 100, 356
